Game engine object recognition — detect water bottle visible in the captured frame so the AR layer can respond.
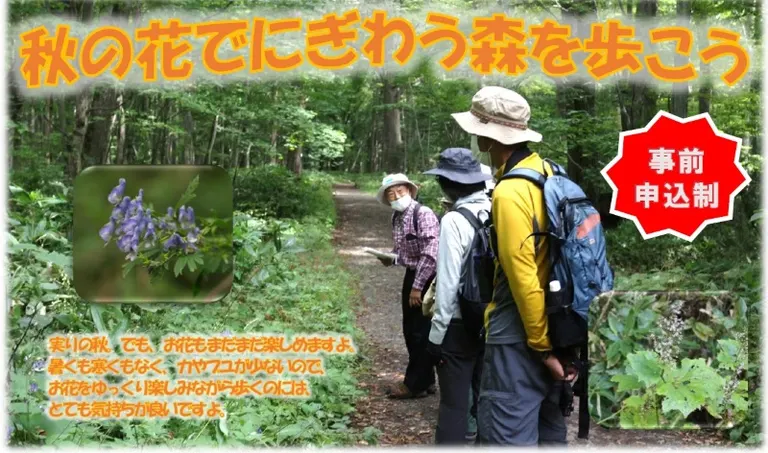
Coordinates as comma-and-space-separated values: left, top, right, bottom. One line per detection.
547, 280, 564, 310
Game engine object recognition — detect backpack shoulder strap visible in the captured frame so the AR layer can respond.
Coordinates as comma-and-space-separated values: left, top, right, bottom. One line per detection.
454, 207, 483, 231
413, 203, 421, 233
499, 167, 547, 189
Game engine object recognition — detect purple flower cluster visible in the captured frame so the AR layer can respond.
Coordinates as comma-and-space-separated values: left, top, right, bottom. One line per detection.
99, 179, 202, 260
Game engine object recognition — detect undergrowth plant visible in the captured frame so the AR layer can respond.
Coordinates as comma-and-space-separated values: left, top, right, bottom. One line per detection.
7, 173, 371, 447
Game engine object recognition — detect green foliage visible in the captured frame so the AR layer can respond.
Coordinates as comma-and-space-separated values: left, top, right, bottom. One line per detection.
233, 167, 336, 223
7, 175, 375, 447
590, 281, 758, 444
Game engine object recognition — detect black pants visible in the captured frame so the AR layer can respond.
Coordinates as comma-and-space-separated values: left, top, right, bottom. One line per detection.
435, 319, 484, 444
401, 268, 436, 394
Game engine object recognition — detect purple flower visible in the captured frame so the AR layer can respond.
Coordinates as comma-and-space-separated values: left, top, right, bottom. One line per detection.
99, 220, 115, 242
186, 207, 195, 226
108, 179, 126, 205
136, 188, 144, 203
222, 329, 232, 336
186, 227, 200, 244
167, 207, 174, 218
178, 206, 187, 224
131, 231, 140, 252
29, 382, 38, 392
164, 233, 184, 250
117, 233, 134, 253
32, 359, 45, 372
144, 220, 156, 243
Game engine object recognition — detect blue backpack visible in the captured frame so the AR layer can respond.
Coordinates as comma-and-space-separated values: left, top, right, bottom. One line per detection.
496, 157, 614, 439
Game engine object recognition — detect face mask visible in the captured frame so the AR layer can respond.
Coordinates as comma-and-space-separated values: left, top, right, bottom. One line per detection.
390, 195, 412, 212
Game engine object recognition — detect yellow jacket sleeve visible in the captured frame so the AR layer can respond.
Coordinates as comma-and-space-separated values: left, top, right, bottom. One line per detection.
492, 184, 551, 351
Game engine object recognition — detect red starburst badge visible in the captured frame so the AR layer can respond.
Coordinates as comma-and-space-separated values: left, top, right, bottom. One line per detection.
601, 111, 751, 241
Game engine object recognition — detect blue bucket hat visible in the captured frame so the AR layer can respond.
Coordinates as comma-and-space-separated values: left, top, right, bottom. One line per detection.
423, 148, 493, 185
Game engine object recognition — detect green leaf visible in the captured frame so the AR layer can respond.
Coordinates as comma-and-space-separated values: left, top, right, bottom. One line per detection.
219, 416, 229, 437
716, 339, 742, 371
612, 374, 643, 392
606, 341, 624, 366
186, 256, 199, 273
174, 257, 187, 277
175, 175, 200, 210
122, 258, 139, 277
624, 395, 646, 409
276, 423, 304, 443
33, 251, 70, 269
90, 304, 107, 333
626, 351, 663, 386
692, 322, 715, 341
658, 382, 705, 417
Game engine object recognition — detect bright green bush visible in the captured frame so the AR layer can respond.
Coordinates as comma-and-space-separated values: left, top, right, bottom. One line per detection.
233, 166, 335, 223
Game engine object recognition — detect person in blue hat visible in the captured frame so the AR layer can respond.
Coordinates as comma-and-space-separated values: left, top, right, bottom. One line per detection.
422, 148, 492, 444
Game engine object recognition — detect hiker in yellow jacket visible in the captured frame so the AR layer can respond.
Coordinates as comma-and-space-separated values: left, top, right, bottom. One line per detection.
451, 86, 576, 446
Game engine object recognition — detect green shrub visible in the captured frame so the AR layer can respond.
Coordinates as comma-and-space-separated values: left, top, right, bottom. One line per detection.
233, 166, 335, 223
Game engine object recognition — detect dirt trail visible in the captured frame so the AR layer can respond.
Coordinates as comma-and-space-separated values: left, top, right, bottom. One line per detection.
331, 183, 727, 447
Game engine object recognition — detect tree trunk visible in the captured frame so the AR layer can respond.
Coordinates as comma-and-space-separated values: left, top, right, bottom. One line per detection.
286, 92, 306, 175
618, 0, 658, 130
670, 0, 691, 118
244, 143, 252, 169
183, 110, 195, 164
269, 86, 280, 164
696, 13, 712, 114
368, 102, 377, 173
381, 74, 403, 172
70, 90, 92, 177
8, 75, 24, 170
560, 0, 597, 185
67, 0, 95, 178
164, 98, 175, 164
86, 88, 119, 165
231, 143, 242, 170
206, 115, 219, 165
115, 93, 127, 164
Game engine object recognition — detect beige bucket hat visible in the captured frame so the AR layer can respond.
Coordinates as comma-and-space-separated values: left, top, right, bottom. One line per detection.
451, 86, 542, 145
376, 173, 418, 206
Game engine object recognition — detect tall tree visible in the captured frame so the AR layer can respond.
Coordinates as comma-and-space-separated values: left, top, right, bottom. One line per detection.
68, 0, 96, 177
618, 0, 659, 131
560, 0, 598, 186
381, 73, 403, 172
670, 0, 692, 118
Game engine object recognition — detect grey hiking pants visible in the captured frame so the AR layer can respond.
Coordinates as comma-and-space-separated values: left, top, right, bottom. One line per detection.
477, 342, 567, 446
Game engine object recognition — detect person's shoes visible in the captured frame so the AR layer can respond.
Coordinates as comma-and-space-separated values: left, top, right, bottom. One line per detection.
465, 432, 477, 444
386, 383, 427, 399
427, 384, 437, 394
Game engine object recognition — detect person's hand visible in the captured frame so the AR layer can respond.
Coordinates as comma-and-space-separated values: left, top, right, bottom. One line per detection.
377, 256, 394, 266
542, 354, 577, 381
409, 288, 422, 307
426, 341, 444, 367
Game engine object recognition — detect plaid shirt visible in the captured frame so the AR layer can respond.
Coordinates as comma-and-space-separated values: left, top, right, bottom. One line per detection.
391, 201, 439, 291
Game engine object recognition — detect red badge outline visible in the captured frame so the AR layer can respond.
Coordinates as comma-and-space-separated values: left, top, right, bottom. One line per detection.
600, 110, 752, 242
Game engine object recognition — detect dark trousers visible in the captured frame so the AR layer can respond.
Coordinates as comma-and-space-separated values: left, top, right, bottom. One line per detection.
477, 342, 567, 446
435, 320, 484, 444
401, 268, 436, 393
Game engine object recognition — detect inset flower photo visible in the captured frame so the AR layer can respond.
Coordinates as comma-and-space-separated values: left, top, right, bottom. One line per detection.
588, 291, 748, 431
73, 166, 233, 302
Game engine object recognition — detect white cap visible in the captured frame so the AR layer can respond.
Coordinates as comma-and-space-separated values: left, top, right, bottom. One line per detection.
549, 280, 561, 292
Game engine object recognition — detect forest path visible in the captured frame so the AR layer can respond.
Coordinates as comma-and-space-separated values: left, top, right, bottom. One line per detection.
330, 183, 727, 447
